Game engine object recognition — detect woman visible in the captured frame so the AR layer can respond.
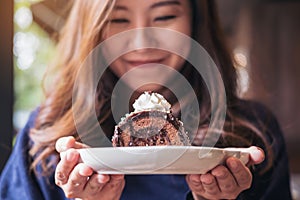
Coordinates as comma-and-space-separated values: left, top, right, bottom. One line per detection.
0, 0, 292, 199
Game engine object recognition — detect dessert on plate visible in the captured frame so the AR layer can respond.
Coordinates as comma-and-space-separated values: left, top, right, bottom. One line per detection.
112, 92, 190, 147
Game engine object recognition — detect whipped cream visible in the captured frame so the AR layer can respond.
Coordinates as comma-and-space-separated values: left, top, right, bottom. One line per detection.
133, 92, 171, 113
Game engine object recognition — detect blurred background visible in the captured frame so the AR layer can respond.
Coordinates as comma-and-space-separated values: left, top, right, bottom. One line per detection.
0, 0, 299, 198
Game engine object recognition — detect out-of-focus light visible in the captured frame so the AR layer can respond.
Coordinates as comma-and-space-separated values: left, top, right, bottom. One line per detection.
234, 48, 248, 68
17, 55, 35, 70
237, 67, 250, 96
14, 7, 33, 29
13, 110, 30, 131
13, 32, 40, 70
33, 64, 47, 80
234, 52, 248, 68
233, 47, 250, 96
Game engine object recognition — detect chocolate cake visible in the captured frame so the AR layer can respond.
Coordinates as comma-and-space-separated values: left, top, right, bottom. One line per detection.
112, 92, 190, 147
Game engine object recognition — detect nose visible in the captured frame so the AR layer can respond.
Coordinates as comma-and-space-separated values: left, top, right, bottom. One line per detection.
127, 19, 158, 51
131, 29, 152, 50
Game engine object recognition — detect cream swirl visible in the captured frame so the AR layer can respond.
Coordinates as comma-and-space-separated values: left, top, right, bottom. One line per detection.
133, 92, 171, 113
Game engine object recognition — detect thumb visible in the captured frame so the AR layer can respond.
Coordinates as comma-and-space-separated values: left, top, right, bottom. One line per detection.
245, 146, 265, 165
56, 136, 89, 152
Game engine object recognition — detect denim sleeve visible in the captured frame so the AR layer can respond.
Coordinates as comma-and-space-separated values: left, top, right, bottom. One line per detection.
0, 109, 67, 200
0, 109, 44, 200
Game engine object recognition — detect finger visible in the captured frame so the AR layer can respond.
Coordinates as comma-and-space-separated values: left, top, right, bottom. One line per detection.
98, 175, 125, 200
246, 146, 265, 165
227, 157, 252, 189
188, 174, 201, 185
56, 136, 76, 152
56, 136, 89, 152
186, 175, 205, 193
83, 174, 110, 196
78, 163, 94, 177
111, 174, 125, 180
55, 149, 79, 186
101, 174, 125, 194
211, 165, 237, 194
200, 173, 220, 196
64, 163, 93, 198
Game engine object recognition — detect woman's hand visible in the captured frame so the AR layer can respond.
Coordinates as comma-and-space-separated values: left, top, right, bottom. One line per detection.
55, 136, 125, 200
186, 146, 265, 200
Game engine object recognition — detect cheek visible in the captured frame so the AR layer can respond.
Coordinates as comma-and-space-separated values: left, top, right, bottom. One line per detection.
168, 8, 193, 36
178, 20, 192, 37
168, 55, 186, 71
109, 60, 125, 78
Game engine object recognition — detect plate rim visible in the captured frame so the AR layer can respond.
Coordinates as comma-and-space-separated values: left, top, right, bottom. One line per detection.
78, 146, 250, 174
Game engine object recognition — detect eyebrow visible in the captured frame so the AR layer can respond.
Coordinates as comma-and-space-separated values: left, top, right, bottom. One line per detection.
150, 0, 181, 9
113, 0, 181, 11
114, 5, 128, 11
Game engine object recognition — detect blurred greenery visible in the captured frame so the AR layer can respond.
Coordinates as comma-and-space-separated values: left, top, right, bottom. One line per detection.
13, 0, 56, 129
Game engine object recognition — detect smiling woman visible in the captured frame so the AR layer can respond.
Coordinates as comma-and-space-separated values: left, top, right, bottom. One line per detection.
0, 0, 292, 200
103, 0, 192, 81
103, 0, 192, 92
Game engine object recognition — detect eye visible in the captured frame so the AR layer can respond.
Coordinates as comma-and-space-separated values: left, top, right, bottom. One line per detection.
110, 18, 129, 24
155, 15, 177, 21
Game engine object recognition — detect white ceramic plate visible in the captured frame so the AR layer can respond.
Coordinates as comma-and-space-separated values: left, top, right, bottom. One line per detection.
79, 146, 249, 174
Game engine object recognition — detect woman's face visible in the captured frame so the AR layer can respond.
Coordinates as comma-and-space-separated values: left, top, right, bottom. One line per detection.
102, 0, 192, 91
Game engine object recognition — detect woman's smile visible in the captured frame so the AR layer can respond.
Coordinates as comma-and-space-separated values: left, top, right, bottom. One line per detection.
102, 0, 192, 85
124, 58, 166, 67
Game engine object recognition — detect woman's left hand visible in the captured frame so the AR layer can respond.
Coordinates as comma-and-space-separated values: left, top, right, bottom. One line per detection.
186, 146, 265, 200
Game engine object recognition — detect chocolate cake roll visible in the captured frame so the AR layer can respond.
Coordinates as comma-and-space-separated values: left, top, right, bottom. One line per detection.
112, 92, 190, 147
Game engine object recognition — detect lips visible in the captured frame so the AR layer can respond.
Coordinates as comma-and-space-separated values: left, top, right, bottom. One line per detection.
125, 59, 165, 67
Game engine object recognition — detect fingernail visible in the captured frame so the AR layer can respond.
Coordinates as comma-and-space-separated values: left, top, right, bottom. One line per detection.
201, 175, 213, 185
57, 172, 66, 180
98, 175, 109, 184
57, 145, 66, 152
254, 148, 265, 163
214, 170, 225, 178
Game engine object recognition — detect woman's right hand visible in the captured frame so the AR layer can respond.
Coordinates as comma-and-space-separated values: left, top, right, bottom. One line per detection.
55, 136, 125, 200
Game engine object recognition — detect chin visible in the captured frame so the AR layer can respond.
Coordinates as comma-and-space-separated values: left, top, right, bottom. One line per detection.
135, 84, 163, 93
